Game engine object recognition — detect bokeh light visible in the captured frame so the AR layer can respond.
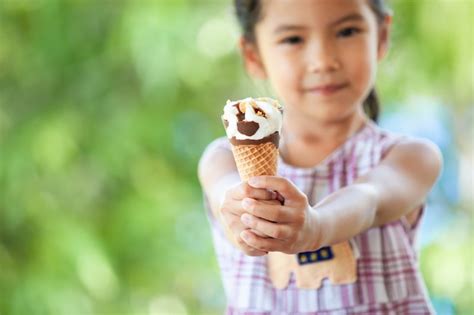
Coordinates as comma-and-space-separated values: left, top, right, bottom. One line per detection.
0, 0, 472, 314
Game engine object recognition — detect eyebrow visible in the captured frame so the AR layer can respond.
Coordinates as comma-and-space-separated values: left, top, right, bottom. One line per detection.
330, 13, 365, 27
273, 13, 365, 34
273, 25, 306, 34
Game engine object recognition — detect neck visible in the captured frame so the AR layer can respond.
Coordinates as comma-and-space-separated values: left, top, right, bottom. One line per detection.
280, 110, 368, 168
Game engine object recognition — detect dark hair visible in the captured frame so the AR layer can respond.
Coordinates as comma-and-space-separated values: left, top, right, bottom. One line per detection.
234, 0, 391, 122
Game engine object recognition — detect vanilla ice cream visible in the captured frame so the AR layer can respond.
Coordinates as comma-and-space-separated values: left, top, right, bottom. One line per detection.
222, 97, 283, 145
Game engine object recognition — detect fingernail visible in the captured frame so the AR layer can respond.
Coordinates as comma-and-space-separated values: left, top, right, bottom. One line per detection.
271, 191, 277, 199
248, 177, 258, 186
240, 230, 249, 240
242, 198, 252, 208
241, 214, 252, 225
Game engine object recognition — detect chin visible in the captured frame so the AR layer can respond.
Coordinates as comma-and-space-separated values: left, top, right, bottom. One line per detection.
306, 106, 359, 124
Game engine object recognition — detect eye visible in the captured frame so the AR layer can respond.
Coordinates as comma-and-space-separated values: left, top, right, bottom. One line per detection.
337, 27, 361, 38
280, 36, 303, 45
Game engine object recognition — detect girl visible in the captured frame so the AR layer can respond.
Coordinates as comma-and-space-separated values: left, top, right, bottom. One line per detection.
198, 0, 442, 313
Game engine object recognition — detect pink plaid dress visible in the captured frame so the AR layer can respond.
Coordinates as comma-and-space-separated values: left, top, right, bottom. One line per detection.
204, 121, 434, 314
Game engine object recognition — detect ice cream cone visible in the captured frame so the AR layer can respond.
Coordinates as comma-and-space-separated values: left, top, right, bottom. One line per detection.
231, 141, 278, 181
221, 97, 357, 290
222, 97, 283, 182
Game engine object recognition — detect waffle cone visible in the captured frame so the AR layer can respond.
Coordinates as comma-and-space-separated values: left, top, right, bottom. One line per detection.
231, 142, 278, 181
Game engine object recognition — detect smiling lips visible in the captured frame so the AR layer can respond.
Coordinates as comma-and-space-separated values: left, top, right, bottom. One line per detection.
304, 82, 349, 96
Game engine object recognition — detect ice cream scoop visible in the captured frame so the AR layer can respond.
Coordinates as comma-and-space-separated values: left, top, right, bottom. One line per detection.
222, 97, 283, 181
222, 97, 283, 146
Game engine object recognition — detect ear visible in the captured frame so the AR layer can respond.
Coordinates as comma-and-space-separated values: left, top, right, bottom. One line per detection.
377, 14, 392, 61
239, 37, 267, 79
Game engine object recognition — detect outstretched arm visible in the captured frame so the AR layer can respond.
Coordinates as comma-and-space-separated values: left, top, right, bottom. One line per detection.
238, 138, 442, 253
316, 138, 442, 247
198, 143, 278, 256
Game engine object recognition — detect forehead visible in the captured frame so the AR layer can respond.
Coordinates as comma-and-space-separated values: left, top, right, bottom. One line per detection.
259, 0, 374, 29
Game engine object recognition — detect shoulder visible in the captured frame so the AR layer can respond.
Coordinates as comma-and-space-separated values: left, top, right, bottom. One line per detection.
198, 137, 237, 190
384, 136, 443, 182
199, 137, 232, 166
388, 136, 442, 167
367, 123, 440, 163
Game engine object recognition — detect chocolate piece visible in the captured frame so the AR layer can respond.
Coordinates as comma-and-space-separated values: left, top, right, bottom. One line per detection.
221, 117, 230, 129
234, 101, 267, 120
230, 131, 279, 147
255, 109, 266, 117
237, 121, 259, 136
233, 103, 245, 121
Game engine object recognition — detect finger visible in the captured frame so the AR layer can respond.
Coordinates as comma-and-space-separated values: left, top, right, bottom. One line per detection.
248, 176, 304, 203
221, 199, 247, 216
248, 176, 307, 205
241, 213, 292, 240
250, 228, 268, 238
236, 235, 268, 256
240, 230, 283, 252
261, 199, 282, 206
222, 212, 268, 255
222, 200, 278, 239
274, 191, 285, 205
241, 198, 293, 223
222, 211, 246, 234
231, 182, 277, 201
222, 199, 280, 219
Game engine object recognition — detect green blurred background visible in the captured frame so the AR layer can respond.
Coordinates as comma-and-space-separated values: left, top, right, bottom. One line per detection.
0, 0, 472, 314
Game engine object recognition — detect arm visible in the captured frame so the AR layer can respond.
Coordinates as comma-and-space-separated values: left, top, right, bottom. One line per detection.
198, 144, 240, 219
238, 138, 442, 253
314, 138, 442, 247
198, 142, 277, 256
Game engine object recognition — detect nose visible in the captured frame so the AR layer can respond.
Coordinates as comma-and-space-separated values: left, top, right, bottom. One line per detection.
306, 39, 341, 73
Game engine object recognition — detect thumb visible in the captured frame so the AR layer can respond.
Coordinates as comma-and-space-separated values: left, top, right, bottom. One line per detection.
248, 176, 303, 205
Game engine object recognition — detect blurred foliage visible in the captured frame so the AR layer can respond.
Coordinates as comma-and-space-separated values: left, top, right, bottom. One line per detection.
0, 0, 472, 314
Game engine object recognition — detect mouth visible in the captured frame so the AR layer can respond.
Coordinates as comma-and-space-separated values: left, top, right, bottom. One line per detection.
304, 82, 349, 96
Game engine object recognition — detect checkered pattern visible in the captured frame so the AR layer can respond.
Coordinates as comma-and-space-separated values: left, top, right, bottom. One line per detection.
203, 121, 434, 314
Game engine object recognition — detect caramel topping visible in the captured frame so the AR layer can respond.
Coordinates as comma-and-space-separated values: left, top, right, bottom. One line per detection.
237, 100, 267, 118
238, 102, 247, 114
233, 103, 245, 121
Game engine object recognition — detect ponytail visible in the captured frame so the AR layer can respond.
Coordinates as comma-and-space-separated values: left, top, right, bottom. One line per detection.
363, 89, 380, 123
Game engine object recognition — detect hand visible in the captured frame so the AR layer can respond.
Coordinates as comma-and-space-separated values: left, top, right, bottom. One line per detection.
239, 176, 322, 254
219, 181, 280, 256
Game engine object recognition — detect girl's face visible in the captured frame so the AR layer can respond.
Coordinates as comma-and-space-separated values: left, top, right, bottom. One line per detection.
242, 0, 391, 124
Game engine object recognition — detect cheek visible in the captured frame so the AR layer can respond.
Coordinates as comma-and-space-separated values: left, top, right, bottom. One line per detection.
344, 39, 378, 93
265, 52, 301, 93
